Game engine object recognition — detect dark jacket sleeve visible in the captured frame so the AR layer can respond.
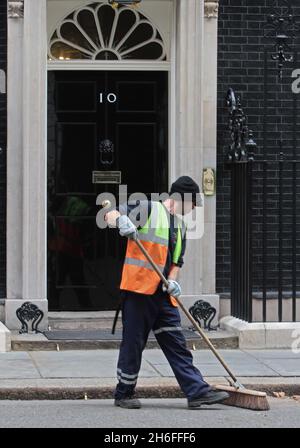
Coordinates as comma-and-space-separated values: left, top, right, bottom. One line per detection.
173, 221, 187, 268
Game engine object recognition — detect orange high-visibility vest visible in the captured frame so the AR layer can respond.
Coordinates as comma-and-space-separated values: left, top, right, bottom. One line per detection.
120, 201, 184, 306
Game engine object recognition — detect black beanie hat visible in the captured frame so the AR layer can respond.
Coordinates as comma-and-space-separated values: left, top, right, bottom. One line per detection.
169, 176, 202, 206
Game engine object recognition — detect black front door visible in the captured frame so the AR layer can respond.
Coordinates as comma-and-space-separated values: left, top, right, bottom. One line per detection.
47, 71, 168, 311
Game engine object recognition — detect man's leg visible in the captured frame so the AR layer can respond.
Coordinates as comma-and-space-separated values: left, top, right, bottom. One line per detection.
153, 293, 212, 400
114, 292, 157, 403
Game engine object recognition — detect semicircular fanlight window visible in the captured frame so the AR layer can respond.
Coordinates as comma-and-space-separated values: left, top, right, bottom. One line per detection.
48, 2, 166, 61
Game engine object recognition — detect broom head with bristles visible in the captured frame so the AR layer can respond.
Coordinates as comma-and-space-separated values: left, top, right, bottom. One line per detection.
215, 384, 270, 411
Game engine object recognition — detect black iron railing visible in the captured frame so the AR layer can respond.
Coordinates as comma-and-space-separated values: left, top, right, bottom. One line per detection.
226, 89, 254, 322
226, 88, 300, 323
251, 157, 300, 322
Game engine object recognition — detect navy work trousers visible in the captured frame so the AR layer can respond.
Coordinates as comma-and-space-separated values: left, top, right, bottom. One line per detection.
114, 288, 211, 400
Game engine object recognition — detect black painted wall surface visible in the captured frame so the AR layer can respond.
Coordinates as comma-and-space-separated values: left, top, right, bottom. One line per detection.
0, 0, 7, 299
217, 0, 300, 298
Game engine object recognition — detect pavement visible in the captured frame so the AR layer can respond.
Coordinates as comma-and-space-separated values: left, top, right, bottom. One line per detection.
0, 348, 299, 400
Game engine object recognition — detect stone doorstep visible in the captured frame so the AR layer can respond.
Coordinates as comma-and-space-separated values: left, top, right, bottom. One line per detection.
48, 312, 122, 331
220, 316, 300, 349
48, 297, 220, 330
10, 329, 238, 351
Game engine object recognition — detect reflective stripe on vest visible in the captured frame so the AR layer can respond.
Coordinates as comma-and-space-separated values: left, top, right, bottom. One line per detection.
120, 202, 184, 303
123, 257, 165, 273
172, 215, 182, 265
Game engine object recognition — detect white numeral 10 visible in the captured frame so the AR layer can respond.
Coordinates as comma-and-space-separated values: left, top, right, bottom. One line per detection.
99, 93, 117, 103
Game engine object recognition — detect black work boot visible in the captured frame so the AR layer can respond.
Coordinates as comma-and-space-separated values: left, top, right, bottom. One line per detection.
188, 390, 229, 408
114, 397, 142, 409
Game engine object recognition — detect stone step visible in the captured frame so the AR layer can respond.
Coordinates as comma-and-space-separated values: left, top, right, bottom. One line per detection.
48, 312, 121, 331
11, 329, 238, 351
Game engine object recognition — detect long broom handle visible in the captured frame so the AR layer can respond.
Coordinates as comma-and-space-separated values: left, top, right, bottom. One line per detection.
134, 238, 238, 384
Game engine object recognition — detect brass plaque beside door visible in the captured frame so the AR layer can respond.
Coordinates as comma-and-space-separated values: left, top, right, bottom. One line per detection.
202, 168, 216, 196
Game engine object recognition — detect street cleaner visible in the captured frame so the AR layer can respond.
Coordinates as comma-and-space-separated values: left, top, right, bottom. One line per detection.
104, 176, 229, 409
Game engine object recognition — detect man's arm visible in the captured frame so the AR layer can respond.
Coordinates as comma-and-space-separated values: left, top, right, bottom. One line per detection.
104, 200, 151, 228
168, 264, 181, 281
165, 222, 186, 291
169, 223, 187, 278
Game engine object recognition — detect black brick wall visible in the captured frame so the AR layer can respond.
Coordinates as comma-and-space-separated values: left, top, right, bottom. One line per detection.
0, 0, 6, 298
217, 0, 300, 297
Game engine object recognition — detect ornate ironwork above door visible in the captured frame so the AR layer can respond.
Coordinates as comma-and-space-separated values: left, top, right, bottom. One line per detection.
48, 2, 166, 61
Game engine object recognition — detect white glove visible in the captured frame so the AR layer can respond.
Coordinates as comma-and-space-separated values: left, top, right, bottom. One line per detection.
117, 215, 138, 240
162, 280, 181, 299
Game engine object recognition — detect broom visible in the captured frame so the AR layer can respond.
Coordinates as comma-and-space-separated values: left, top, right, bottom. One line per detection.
102, 201, 269, 411
134, 238, 269, 411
